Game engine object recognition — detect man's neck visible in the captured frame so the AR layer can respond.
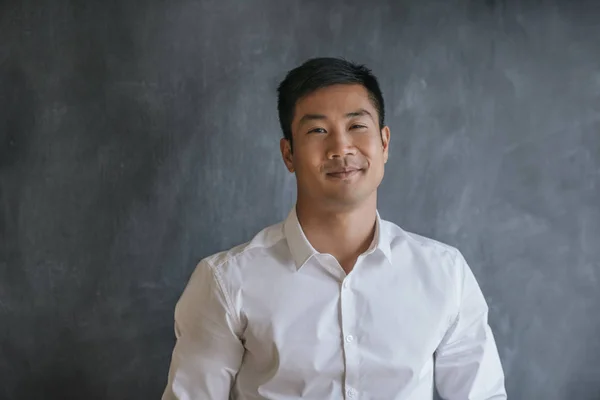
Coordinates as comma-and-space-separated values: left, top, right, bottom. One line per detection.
295, 195, 378, 274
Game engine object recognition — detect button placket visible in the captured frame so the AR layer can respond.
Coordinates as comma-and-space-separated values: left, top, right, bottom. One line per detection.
340, 273, 358, 399
318, 254, 347, 282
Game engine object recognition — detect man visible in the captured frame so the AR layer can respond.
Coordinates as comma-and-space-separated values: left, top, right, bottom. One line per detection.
162, 57, 507, 399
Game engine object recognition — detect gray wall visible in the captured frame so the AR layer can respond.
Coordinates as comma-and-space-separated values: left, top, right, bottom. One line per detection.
1, 0, 599, 398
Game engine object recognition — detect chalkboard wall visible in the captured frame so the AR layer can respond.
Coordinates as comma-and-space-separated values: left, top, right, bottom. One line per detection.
1, 0, 599, 399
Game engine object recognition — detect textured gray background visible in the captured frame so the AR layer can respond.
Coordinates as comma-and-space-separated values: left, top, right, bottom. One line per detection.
1, 0, 599, 399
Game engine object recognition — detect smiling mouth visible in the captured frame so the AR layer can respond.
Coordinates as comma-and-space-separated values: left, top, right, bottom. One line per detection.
326, 169, 362, 179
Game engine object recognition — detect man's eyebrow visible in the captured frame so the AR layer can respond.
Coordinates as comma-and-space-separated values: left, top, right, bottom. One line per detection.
297, 114, 327, 126
297, 109, 374, 126
345, 109, 374, 119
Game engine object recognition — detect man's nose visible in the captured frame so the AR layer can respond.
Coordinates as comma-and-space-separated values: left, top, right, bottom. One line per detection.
326, 129, 357, 159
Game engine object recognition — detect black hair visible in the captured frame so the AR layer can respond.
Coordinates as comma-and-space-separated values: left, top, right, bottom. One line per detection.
277, 57, 385, 152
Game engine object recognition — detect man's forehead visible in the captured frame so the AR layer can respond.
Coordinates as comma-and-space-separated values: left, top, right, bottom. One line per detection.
299, 84, 368, 102
294, 85, 375, 115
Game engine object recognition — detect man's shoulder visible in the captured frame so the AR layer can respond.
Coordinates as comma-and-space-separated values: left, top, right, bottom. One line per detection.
202, 219, 287, 271
380, 218, 461, 262
380, 219, 467, 291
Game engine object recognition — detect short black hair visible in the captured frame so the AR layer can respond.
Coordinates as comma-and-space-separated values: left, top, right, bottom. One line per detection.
277, 57, 385, 152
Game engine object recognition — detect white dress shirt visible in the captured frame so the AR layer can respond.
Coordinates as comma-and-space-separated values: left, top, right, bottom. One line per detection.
162, 206, 506, 400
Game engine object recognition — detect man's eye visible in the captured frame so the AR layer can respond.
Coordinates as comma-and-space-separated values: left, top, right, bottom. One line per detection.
309, 128, 326, 134
351, 124, 367, 130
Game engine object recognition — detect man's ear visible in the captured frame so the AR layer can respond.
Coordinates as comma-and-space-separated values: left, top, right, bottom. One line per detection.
280, 138, 294, 172
381, 126, 390, 164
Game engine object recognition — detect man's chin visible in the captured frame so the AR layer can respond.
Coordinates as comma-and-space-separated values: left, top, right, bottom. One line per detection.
322, 192, 367, 207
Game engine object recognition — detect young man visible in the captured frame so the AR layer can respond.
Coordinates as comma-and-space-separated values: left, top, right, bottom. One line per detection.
162, 57, 507, 399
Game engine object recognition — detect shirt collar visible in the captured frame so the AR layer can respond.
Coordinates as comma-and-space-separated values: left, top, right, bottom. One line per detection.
283, 204, 393, 270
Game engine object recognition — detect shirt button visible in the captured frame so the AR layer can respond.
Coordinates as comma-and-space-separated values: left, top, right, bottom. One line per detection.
347, 388, 357, 398
345, 335, 354, 343
343, 280, 350, 289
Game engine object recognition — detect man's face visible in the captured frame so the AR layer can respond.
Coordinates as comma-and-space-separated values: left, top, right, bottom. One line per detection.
280, 84, 390, 210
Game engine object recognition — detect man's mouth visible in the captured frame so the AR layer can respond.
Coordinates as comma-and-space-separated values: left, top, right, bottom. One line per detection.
326, 169, 362, 179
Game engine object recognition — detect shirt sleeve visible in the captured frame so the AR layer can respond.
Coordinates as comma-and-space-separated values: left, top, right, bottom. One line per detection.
162, 259, 245, 400
434, 249, 507, 400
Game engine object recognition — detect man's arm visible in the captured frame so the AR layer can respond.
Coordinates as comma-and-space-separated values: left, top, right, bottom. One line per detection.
162, 259, 245, 400
434, 250, 507, 399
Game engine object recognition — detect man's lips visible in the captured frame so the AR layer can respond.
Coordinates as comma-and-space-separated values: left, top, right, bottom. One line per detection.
326, 168, 362, 179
